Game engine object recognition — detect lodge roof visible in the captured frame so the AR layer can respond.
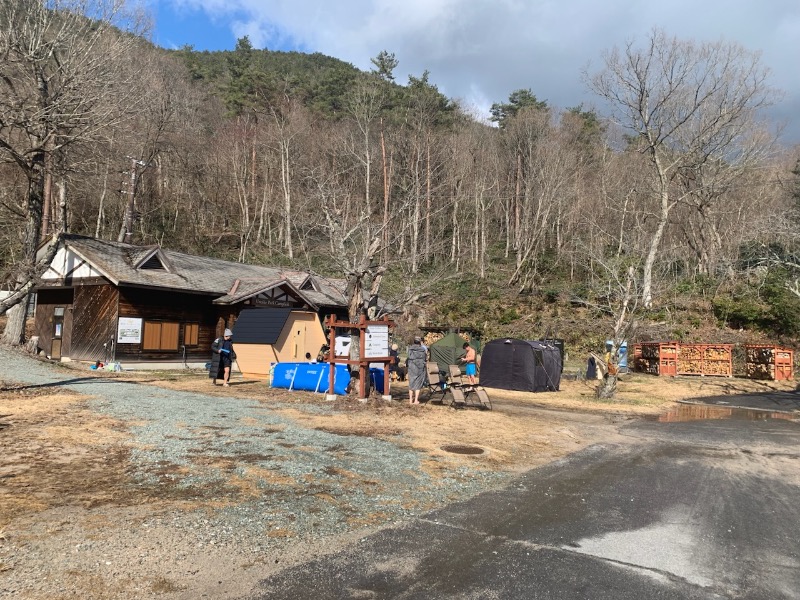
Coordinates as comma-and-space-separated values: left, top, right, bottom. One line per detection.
49, 235, 348, 308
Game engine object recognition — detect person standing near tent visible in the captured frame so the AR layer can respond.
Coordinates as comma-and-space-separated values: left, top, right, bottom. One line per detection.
209, 329, 236, 386
406, 336, 427, 404
460, 341, 478, 386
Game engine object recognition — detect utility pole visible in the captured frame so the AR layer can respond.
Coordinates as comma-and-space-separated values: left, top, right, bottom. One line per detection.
117, 156, 146, 244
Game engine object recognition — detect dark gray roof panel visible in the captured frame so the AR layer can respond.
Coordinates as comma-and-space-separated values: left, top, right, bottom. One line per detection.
58, 235, 348, 308
232, 308, 292, 344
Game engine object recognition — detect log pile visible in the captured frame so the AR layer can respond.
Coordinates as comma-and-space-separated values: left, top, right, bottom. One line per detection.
634, 342, 792, 379
422, 331, 444, 346
677, 345, 703, 375
634, 342, 679, 376
745, 345, 794, 380
678, 344, 732, 377
634, 342, 731, 376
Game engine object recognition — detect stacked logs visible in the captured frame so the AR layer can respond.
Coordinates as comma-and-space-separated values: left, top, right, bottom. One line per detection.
678, 345, 703, 375
422, 331, 444, 346
634, 342, 678, 376
745, 345, 794, 380
633, 342, 731, 376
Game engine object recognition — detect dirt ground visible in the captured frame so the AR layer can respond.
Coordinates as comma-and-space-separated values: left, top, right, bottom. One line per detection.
3, 367, 793, 525
0, 365, 796, 599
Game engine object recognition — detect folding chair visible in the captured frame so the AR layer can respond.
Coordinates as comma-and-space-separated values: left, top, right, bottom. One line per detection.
472, 387, 492, 410
449, 385, 467, 407
425, 362, 448, 403
448, 365, 465, 387
447, 365, 491, 410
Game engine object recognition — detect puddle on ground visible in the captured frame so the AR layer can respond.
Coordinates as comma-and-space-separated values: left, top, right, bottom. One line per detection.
650, 404, 797, 423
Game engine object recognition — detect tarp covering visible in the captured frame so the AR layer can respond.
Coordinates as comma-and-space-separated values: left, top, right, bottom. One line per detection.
479, 338, 561, 392
430, 331, 481, 373
233, 308, 292, 344
271, 362, 350, 395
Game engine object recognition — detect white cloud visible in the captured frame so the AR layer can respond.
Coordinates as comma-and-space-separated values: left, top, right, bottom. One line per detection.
166, 0, 800, 142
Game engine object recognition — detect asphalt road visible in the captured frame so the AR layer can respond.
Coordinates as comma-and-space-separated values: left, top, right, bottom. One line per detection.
250, 412, 800, 599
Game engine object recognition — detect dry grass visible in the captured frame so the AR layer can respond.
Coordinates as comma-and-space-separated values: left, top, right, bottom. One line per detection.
3, 362, 794, 530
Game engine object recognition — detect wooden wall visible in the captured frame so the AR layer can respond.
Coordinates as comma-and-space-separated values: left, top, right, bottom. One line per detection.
70, 284, 119, 362
34, 288, 75, 358
116, 287, 225, 362
36, 281, 329, 366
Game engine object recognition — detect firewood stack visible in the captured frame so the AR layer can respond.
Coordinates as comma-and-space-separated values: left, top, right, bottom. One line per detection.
423, 331, 444, 346
701, 346, 734, 376
633, 342, 679, 376
745, 345, 794, 380
678, 345, 703, 375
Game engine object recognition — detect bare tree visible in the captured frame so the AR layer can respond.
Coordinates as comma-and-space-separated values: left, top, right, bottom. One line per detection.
587, 28, 780, 307
0, 0, 150, 343
344, 75, 385, 218
572, 246, 644, 399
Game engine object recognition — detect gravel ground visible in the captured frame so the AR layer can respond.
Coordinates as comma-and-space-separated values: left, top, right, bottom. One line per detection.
0, 348, 512, 599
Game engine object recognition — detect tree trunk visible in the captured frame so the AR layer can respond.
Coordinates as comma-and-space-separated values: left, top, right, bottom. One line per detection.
424, 138, 431, 260
596, 374, 617, 399
4, 167, 45, 345
280, 139, 293, 259
641, 192, 670, 308
1, 302, 27, 346
380, 124, 390, 260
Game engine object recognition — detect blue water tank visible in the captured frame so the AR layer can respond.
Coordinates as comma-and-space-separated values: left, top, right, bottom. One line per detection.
271, 363, 350, 395
605, 340, 628, 370
370, 368, 385, 393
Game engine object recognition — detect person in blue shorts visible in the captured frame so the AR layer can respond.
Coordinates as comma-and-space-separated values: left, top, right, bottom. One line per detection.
460, 342, 477, 386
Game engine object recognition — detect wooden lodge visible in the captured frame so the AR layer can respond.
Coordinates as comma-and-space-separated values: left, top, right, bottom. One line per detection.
33, 235, 349, 370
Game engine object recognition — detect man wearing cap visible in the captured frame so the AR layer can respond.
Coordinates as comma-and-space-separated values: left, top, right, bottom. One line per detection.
209, 328, 237, 386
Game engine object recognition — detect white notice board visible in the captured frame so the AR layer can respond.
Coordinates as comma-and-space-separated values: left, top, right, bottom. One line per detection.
117, 317, 143, 343
364, 325, 389, 358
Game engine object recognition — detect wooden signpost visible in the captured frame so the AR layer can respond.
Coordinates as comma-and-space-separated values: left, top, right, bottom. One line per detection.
324, 314, 396, 400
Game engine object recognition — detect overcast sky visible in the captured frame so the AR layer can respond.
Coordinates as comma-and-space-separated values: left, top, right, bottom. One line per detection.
153, 0, 800, 144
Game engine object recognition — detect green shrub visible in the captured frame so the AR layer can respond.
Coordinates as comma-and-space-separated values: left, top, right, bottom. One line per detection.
712, 295, 766, 330
499, 307, 520, 325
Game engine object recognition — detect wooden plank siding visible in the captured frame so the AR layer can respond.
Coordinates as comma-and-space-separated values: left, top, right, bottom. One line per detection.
116, 287, 228, 362
34, 288, 75, 357
70, 284, 119, 361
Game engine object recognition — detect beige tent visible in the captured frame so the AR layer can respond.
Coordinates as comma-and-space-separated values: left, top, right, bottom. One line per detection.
233, 309, 327, 379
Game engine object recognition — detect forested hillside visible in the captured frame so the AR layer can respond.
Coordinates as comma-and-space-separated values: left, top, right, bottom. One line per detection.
2, 2, 800, 351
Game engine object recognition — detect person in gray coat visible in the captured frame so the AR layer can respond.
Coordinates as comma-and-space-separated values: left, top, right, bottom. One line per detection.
406, 336, 427, 404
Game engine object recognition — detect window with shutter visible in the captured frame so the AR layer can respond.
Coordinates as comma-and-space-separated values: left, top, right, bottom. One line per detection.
184, 323, 199, 346
143, 321, 180, 351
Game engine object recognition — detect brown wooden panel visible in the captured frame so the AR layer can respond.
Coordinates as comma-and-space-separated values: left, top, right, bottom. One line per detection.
185, 323, 199, 346
34, 288, 75, 357
70, 284, 118, 361
160, 322, 179, 350
143, 322, 162, 350
34, 303, 55, 356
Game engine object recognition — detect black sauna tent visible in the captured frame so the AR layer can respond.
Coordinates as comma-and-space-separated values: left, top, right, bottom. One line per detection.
479, 339, 562, 392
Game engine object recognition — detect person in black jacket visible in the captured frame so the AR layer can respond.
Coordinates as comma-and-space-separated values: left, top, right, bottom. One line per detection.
209, 328, 236, 386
